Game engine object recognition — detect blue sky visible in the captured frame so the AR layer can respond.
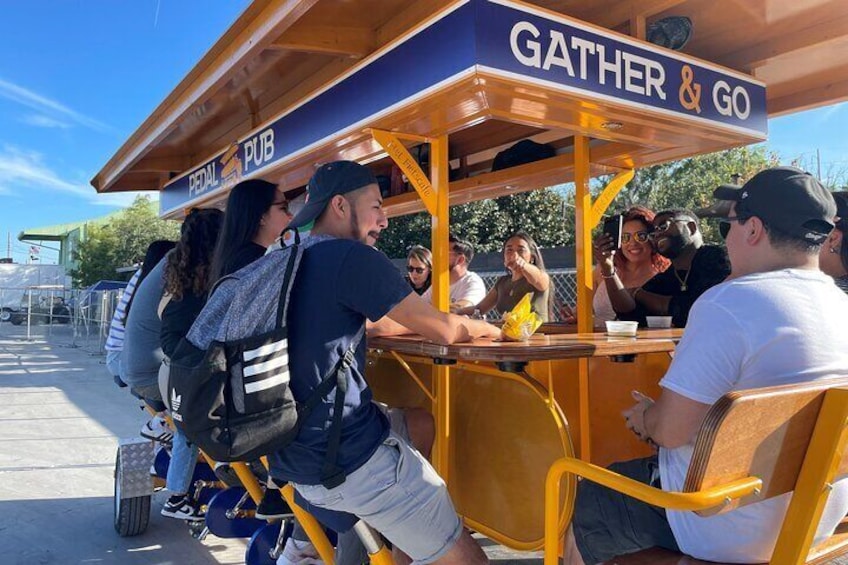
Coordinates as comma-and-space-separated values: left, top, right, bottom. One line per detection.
1, 2, 846, 264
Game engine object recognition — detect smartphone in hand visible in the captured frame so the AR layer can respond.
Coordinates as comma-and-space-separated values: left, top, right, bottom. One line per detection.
602, 214, 623, 249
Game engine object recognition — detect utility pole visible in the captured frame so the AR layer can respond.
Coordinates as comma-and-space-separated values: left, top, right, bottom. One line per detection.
817, 148, 822, 181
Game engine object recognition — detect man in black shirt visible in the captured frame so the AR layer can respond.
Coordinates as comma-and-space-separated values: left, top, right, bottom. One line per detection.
604, 209, 730, 327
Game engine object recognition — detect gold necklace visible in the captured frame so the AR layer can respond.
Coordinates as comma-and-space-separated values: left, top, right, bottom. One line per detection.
673, 268, 692, 292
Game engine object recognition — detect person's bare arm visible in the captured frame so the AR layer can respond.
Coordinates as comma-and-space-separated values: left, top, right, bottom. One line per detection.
455, 287, 498, 317
623, 389, 710, 449
369, 292, 500, 344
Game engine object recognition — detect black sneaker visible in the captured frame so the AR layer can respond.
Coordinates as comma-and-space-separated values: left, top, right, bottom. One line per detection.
254, 488, 292, 521
161, 494, 204, 521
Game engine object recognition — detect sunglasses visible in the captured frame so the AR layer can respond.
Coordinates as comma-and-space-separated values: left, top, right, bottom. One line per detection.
621, 231, 650, 244
719, 215, 749, 239
407, 265, 428, 274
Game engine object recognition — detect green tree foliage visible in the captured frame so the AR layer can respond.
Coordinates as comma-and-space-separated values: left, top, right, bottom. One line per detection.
377, 146, 779, 256
600, 146, 779, 244
70, 196, 181, 287
377, 188, 571, 258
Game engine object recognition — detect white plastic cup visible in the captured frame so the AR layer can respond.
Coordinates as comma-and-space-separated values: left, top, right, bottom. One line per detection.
605, 320, 638, 337
646, 316, 673, 328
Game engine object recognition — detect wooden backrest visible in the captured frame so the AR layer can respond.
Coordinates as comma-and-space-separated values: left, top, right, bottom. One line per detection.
682, 378, 848, 515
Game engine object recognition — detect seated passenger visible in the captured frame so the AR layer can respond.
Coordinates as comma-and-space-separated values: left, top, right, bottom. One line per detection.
159, 208, 224, 521
567, 167, 848, 564
421, 235, 486, 312
603, 208, 730, 327
592, 207, 670, 323
105, 240, 174, 390
819, 191, 848, 293
457, 231, 551, 321
275, 160, 500, 565
406, 244, 432, 295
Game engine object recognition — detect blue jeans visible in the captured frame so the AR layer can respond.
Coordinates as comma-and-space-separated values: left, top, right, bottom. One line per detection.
167, 426, 199, 494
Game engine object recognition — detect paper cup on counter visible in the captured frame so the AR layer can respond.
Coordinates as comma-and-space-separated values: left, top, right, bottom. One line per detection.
605, 321, 638, 337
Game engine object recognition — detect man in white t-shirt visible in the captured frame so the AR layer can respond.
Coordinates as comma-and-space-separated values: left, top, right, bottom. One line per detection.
566, 167, 848, 564
421, 235, 486, 311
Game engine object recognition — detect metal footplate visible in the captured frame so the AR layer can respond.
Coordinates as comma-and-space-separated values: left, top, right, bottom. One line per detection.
117, 438, 154, 499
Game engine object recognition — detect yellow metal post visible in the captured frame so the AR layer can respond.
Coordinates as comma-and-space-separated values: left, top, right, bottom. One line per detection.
770, 388, 848, 564
280, 484, 336, 564
574, 134, 593, 462
431, 134, 451, 478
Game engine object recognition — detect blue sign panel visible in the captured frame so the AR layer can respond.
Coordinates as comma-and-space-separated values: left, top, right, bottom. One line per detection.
162, 0, 767, 214
476, 0, 767, 134
161, 2, 477, 214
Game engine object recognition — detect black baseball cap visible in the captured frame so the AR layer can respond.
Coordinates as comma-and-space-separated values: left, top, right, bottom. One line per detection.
289, 160, 378, 229
713, 166, 836, 244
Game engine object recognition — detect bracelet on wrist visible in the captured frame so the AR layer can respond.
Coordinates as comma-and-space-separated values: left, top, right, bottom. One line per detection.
601, 268, 617, 279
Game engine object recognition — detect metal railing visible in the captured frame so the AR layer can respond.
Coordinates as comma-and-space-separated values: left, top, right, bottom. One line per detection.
0, 286, 123, 354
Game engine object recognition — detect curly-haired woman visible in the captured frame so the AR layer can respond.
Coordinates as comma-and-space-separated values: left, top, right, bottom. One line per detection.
159, 207, 223, 520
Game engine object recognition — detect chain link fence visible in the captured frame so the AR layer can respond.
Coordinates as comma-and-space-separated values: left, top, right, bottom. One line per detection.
477, 268, 577, 322
0, 286, 123, 354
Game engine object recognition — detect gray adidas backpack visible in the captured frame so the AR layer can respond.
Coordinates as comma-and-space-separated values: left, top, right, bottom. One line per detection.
166, 231, 358, 488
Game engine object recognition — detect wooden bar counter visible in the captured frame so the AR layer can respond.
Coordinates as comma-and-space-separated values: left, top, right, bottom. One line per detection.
365, 326, 683, 550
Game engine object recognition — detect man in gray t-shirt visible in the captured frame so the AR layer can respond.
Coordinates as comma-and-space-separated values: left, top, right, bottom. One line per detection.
121, 257, 166, 397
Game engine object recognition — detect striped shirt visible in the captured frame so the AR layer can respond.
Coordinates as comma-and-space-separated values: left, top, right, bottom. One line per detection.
105, 269, 140, 351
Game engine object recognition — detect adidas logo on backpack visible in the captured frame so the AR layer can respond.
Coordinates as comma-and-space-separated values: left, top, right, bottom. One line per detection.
170, 389, 182, 420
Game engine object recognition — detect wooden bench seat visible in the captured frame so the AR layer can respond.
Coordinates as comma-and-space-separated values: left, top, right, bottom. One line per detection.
545, 379, 848, 565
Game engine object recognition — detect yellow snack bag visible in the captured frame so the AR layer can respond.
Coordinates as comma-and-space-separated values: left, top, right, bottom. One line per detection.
501, 293, 543, 341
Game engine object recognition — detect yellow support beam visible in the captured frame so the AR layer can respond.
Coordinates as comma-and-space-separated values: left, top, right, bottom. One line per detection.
371, 129, 437, 216
590, 168, 635, 229
771, 388, 848, 564
430, 134, 452, 479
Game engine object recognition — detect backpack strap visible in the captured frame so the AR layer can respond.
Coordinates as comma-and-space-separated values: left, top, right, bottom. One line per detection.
299, 324, 366, 489
274, 244, 300, 329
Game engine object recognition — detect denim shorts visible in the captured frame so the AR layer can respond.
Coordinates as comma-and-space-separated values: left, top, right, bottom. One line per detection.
572, 456, 679, 563
294, 432, 462, 564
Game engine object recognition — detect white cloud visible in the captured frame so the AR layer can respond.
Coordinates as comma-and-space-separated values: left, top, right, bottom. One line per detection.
0, 145, 157, 207
21, 114, 72, 129
0, 77, 113, 133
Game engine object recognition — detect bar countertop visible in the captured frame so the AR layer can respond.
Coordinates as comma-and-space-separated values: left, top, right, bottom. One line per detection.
368, 327, 684, 363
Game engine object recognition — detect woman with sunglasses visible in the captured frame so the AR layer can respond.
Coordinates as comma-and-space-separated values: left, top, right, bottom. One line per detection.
406, 245, 432, 295
591, 206, 670, 324
819, 191, 848, 293
210, 179, 293, 282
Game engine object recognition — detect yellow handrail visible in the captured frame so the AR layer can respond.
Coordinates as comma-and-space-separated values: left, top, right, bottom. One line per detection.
543, 457, 762, 565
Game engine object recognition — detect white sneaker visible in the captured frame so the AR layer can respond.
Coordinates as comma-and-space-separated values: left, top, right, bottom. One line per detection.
140, 417, 173, 444
277, 538, 324, 564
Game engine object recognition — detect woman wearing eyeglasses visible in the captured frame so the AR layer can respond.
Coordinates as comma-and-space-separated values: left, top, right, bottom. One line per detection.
406, 245, 433, 295
210, 179, 293, 283
591, 206, 670, 324
819, 191, 848, 293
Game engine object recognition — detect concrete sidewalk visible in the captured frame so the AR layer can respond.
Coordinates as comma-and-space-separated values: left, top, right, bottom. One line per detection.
0, 324, 249, 565
0, 323, 543, 565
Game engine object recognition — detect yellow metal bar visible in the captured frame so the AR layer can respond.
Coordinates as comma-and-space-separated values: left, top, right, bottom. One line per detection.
280, 484, 336, 565
770, 388, 848, 564
389, 351, 436, 402
543, 457, 763, 565
431, 133, 451, 479
372, 129, 437, 215
589, 168, 635, 228
574, 134, 593, 462
368, 548, 395, 565
231, 461, 265, 503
